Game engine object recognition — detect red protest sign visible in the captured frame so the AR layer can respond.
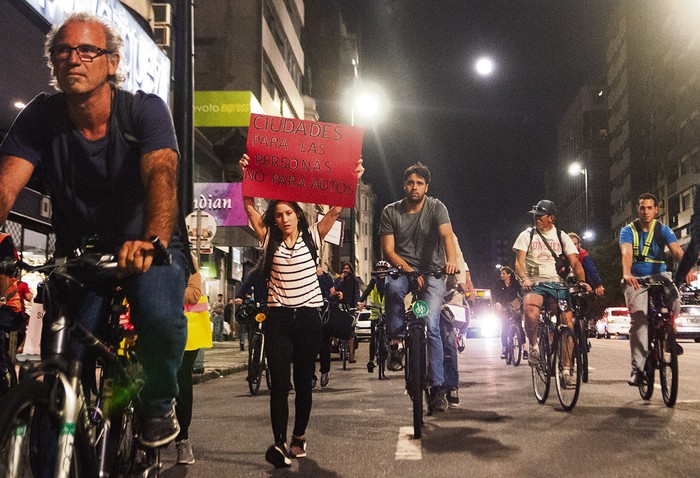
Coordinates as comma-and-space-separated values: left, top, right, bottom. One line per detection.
243, 114, 364, 208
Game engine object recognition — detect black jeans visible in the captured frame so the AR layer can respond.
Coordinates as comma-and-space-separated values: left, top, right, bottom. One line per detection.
175, 349, 199, 441
318, 328, 332, 374
264, 307, 323, 443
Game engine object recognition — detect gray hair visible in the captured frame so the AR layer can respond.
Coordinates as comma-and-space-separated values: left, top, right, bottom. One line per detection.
44, 12, 126, 90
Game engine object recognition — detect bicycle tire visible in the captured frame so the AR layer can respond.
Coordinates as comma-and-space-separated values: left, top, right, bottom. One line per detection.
532, 321, 551, 404
658, 328, 679, 407
248, 333, 264, 395
554, 327, 581, 411
376, 326, 387, 380
575, 320, 589, 383
638, 352, 655, 401
511, 324, 522, 367
407, 330, 423, 439
341, 340, 348, 371
505, 334, 513, 365
0, 356, 16, 397
0, 378, 93, 477
264, 355, 271, 390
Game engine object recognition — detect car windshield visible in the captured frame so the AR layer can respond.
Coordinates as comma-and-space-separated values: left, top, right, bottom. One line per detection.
681, 306, 700, 315
611, 310, 629, 316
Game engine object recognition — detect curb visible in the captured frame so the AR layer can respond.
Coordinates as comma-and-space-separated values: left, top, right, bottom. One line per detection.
193, 363, 248, 385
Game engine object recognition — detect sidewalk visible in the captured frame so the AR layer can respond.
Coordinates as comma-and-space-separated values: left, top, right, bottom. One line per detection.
192, 340, 249, 385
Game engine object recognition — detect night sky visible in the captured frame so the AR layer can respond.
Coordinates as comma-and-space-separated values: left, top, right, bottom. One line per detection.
343, 1, 613, 285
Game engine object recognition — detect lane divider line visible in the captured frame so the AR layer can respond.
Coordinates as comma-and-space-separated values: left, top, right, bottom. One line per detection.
395, 426, 422, 460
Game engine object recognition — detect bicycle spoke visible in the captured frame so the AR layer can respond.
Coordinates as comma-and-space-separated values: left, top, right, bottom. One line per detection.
554, 328, 581, 411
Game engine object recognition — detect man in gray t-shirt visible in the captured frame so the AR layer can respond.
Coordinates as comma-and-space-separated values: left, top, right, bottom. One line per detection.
379, 162, 457, 412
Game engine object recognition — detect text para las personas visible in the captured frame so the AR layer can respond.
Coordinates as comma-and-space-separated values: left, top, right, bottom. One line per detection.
251, 135, 327, 154
245, 170, 355, 196
252, 115, 342, 140
254, 154, 331, 173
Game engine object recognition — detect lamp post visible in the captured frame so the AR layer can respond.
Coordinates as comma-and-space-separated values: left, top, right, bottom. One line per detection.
568, 161, 589, 232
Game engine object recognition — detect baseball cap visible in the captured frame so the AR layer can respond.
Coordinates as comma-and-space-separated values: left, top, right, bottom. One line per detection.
528, 200, 558, 216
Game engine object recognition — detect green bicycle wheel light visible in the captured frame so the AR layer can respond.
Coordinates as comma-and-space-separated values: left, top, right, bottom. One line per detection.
412, 300, 429, 318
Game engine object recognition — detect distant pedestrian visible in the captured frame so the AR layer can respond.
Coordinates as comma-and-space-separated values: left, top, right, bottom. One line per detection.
210, 293, 224, 342
175, 254, 212, 465
224, 297, 234, 339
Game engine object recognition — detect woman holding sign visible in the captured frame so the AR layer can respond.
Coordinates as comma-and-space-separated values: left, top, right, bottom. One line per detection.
239, 154, 363, 468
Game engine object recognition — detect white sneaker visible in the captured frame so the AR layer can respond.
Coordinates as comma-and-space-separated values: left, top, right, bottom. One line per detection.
528, 346, 540, 366
562, 370, 577, 388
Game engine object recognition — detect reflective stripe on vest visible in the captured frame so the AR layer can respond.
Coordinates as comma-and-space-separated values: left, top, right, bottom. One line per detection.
629, 219, 665, 264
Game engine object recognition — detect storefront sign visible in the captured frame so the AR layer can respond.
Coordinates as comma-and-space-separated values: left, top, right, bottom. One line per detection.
193, 183, 248, 227
23, 0, 170, 101
243, 114, 364, 208
194, 91, 264, 127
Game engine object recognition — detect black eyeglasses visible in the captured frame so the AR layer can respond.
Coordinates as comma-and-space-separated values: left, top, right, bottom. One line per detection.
50, 44, 112, 62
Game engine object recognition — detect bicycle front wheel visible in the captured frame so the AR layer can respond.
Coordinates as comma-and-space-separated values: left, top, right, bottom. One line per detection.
575, 320, 589, 383
639, 353, 655, 401
0, 356, 17, 398
0, 378, 92, 477
407, 330, 423, 439
248, 333, 264, 395
658, 328, 679, 407
554, 328, 581, 411
532, 323, 551, 404
511, 325, 522, 367
376, 326, 387, 380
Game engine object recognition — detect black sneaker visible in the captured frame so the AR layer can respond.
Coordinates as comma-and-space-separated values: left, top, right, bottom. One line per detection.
265, 442, 291, 468
289, 436, 307, 458
430, 388, 448, 412
139, 406, 180, 448
367, 361, 375, 373
388, 349, 404, 371
446, 388, 460, 408
522, 350, 529, 360
673, 342, 684, 356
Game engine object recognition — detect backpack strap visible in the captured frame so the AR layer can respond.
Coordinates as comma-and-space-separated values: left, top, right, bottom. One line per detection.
113, 87, 141, 144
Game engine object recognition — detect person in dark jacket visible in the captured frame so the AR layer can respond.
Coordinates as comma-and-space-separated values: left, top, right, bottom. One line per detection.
493, 266, 525, 360
568, 233, 604, 297
333, 262, 360, 363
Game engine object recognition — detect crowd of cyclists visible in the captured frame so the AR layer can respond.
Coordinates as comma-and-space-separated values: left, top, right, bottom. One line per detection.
1, 11, 699, 473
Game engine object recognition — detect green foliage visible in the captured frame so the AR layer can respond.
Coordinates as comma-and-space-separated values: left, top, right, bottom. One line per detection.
588, 235, 624, 314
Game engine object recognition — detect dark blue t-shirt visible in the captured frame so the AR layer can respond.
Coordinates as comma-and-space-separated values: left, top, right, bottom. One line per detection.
0, 89, 179, 254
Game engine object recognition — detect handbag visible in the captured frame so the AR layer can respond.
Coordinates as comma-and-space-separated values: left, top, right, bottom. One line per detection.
322, 302, 356, 339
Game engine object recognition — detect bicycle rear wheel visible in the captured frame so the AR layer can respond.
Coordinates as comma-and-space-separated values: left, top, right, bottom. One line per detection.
554, 328, 581, 411
248, 333, 264, 395
532, 322, 551, 404
0, 356, 17, 397
0, 378, 93, 477
658, 328, 679, 407
407, 330, 423, 439
575, 319, 589, 383
340, 339, 348, 370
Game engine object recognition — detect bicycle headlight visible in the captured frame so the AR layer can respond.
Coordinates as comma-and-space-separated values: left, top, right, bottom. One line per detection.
255, 313, 267, 323
413, 300, 429, 318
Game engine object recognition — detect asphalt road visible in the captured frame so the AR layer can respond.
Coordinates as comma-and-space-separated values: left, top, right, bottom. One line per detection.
159, 336, 700, 477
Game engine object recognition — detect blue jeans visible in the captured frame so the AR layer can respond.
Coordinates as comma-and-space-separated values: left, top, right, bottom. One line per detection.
440, 309, 459, 389
52, 248, 188, 417
385, 274, 446, 387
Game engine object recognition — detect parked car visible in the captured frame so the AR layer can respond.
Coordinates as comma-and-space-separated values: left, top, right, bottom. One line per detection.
596, 307, 631, 338
675, 304, 700, 342
466, 289, 499, 338
355, 309, 372, 342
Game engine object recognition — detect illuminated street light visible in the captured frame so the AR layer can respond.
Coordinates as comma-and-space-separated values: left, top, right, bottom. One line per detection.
495, 264, 502, 269
14, 101, 26, 109
582, 230, 594, 241
475, 56, 495, 76
568, 161, 589, 232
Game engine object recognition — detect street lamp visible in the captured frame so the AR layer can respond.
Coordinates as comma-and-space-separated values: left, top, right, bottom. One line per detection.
568, 161, 588, 232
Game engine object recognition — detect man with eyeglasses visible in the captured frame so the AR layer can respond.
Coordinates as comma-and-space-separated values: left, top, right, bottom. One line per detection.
0, 12, 188, 449
513, 200, 589, 380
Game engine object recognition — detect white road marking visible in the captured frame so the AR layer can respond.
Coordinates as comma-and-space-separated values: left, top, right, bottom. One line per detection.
395, 426, 422, 460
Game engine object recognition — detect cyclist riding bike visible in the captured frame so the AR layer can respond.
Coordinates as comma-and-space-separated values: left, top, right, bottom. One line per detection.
358, 260, 390, 373
513, 200, 590, 386
380, 161, 458, 413
620, 193, 691, 386
0, 13, 190, 448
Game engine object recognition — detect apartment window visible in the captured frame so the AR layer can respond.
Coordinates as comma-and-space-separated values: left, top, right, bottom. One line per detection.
364, 247, 368, 261
682, 190, 692, 211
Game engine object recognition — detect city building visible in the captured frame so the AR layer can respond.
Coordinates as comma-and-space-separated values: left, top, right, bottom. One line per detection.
553, 85, 610, 243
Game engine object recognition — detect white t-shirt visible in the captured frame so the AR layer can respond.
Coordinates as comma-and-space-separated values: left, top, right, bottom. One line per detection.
512, 227, 578, 283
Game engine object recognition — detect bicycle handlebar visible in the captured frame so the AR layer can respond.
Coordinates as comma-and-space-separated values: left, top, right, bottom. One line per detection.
370, 266, 458, 280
